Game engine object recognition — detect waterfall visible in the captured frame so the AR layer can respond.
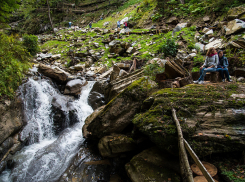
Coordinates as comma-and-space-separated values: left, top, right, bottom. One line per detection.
0, 79, 94, 182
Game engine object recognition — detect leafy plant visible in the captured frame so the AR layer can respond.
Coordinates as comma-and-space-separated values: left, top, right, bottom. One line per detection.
144, 61, 165, 80
151, 13, 163, 22
0, 33, 31, 98
22, 34, 40, 56
159, 39, 178, 57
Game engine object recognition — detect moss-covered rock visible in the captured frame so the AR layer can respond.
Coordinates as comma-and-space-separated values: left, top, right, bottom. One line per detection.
133, 83, 245, 156
98, 134, 136, 157
125, 147, 180, 182
86, 77, 157, 139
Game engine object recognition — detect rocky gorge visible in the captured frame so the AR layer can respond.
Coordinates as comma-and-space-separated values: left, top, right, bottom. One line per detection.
1, 1, 245, 182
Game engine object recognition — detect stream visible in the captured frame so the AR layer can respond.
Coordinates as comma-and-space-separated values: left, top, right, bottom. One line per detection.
0, 78, 94, 182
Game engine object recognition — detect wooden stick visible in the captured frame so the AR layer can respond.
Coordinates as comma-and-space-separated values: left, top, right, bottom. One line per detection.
184, 139, 215, 182
172, 108, 194, 182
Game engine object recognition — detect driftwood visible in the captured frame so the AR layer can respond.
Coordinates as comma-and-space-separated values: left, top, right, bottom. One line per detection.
172, 108, 194, 182
184, 140, 215, 182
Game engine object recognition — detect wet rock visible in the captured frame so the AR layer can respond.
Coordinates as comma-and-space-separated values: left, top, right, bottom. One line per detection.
64, 79, 88, 96
125, 147, 180, 182
59, 145, 112, 182
87, 77, 157, 139
51, 94, 79, 134
88, 91, 105, 110
0, 137, 13, 160
98, 134, 136, 157
226, 19, 245, 35
0, 100, 23, 146
38, 64, 69, 83
83, 106, 105, 139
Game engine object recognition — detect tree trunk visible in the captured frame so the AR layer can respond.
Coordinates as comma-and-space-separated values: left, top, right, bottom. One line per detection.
172, 108, 194, 182
47, 0, 55, 34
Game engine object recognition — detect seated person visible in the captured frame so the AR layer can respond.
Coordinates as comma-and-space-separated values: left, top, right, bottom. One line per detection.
194, 47, 219, 84
217, 50, 231, 82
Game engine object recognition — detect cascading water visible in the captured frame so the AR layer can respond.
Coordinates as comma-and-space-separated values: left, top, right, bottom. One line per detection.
0, 78, 94, 182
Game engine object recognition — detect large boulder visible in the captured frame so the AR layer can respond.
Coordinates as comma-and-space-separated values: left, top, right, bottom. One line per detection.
64, 79, 88, 96
98, 134, 136, 157
226, 19, 245, 35
38, 64, 69, 83
125, 147, 180, 182
86, 77, 157, 139
82, 106, 105, 139
0, 100, 23, 146
0, 99, 23, 173
133, 83, 245, 157
88, 91, 105, 110
51, 94, 79, 135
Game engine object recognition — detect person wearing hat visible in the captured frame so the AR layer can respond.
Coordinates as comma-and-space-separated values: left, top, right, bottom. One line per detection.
216, 50, 231, 82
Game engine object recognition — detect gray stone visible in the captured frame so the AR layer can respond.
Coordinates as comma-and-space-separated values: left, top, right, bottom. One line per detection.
125, 147, 180, 182
226, 19, 245, 35
64, 79, 88, 95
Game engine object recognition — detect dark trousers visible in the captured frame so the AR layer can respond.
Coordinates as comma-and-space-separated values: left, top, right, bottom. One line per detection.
216, 68, 230, 80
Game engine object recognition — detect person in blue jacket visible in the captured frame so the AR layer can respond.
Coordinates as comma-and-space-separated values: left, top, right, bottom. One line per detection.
216, 50, 231, 82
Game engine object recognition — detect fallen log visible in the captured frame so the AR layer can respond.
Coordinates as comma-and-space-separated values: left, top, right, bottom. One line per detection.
172, 108, 194, 182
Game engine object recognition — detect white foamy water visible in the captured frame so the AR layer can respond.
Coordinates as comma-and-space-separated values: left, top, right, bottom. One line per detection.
0, 79, 94, 182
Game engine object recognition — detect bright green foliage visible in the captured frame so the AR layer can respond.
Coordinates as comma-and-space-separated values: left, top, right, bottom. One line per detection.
0, 0, 20, 22
144, 62, 165, 80
159, 39, 178, 57
22, 34, 40, 56
0, 33, 31, 98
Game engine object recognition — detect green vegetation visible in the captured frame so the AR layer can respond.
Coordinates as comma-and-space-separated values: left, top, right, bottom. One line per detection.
0, 33, 31, 98
22, 34, 40, 56
159, 39, 178, 57
144, 61, 165, 80
0, 0, 20, 22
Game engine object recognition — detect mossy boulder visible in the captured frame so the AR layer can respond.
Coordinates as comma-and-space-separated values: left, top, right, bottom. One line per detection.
125, 147, 180, 182
98, 134, 136, 157
86, 77, 157, 139
227, 5, 245, 20
133, 83, 245, 156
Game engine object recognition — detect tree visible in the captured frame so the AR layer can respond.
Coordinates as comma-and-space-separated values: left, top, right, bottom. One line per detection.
0, 0, 20, 23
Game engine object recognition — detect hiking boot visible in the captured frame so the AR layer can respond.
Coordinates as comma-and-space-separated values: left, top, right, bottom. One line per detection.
198, 81, 204, 84
193, 80, 199, 84
222, 79, 225, 82
228, 79, 232, 82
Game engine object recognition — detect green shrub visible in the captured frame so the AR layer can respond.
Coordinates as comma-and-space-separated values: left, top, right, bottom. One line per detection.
0, 33, 31, 98
22, 34, 39, 56
144, 61, 165, 80
159, 39, 178, 57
